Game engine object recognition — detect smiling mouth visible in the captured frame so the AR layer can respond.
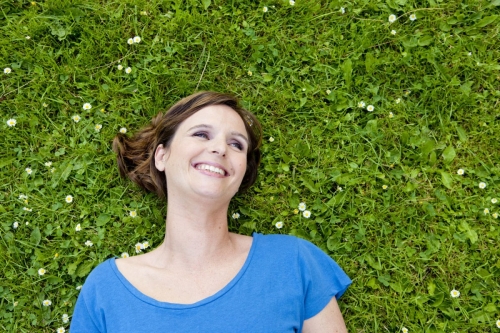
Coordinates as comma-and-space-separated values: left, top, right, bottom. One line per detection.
194, 163, 228, 176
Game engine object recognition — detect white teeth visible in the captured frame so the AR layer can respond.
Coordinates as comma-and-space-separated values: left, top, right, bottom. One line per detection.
196, 164, 225, 176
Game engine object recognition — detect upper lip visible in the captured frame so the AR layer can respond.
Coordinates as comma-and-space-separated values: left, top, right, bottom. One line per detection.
192, 161, 229, 176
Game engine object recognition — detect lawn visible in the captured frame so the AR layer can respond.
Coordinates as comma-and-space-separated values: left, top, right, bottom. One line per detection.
1, 0, 500, 332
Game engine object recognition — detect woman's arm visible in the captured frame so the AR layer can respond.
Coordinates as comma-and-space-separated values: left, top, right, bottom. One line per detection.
302, 296, 348, 333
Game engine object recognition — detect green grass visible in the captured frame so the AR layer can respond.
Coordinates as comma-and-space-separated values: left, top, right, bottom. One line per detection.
1, 0, 500, 332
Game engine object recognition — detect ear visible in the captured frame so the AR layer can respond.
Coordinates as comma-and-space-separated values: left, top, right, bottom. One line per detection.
154, 144, 169, 171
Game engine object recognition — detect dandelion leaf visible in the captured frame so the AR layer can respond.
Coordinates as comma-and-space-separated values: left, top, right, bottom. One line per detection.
76, 261, 94, 278
476, 15, 498, 28
30, 227, 41, 246
442, 145, 456, 164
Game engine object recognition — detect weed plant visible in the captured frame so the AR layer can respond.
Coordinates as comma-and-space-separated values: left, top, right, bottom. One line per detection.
1, 0, 500, 332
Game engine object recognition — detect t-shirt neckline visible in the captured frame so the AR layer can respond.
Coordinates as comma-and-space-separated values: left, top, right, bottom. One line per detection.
109, 232, 259, 309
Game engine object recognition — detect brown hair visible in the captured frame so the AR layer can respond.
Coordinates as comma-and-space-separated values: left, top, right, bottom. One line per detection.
112, 91, 262, 198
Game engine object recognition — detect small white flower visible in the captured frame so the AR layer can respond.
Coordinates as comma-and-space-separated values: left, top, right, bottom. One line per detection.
95, 124, 102, 132
391, 30, 397, 35
38, 268, 46, 276
44, 161, 52, 167
404, 90, 411, 96
42, 299, 52, 306
275, 221, 284, 229
232, 212, 240, 219
57, 327, 65, 333
125, 67, 132, 74
382, 185, 388, 190
388, 14, 397, 23
269, 137, 275, 142
450, 289, 460, 298
457, 169, 465, 175
25, 167, 32, 175
13, 221, 19, 229
302, 88, 306, 92
298, 202, 306, 211
75, 224, 81, 231
409, 14, 417, 21
121, 252, 130, 258
7, 118, 16, 127
26, 222, 29, 225
65, 195, 73, 203
43, 102, 48, 107
72, 115, 81, 123
484, 208, 490, 215
120, 127, 127, 134
367, 105, 375, 112
23, 207, 32, 212
127, 38, 134, 45
117, 64, 123, 70
50, 168, 55, 173
26, 36, 31, 40
19, 194, 28, 199
135, 242, 144, 253
340, 7, 345, 14
13, 301, 18, 306
247, 70, 253, 76
4, 67, 12, 74
496, 319, 500, 329
82, 103, 92, 110
402, 328, 408, 333
491, 198, 497, 204
142, 241, 149, 249
395, 98, 401, 104
263, 6, 268, 12
492, 213, 498, 219
326, 89, 331, 95
303, 210, 311, 218
389, 112, 394, 118
129, 210, 137, 218
467, 52, 472, 56
76, 285, 82, 290
62, 314, 69, 323
133, 36, 141, 43
338, 186, 343, 192
85, 240, 93, 247
358, 101, 366, 108
479, 182, 487, 189
289, 0, 295, 5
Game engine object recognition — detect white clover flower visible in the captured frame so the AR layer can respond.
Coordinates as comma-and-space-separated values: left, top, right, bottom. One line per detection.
382, 185, 388, 190
121, 252, 129, 258
263, 6, 268, 12
491, 198, 497, 204
275, 221, 284, 229
457, 169, 464, 175
402, 328, 408, 333
367, 105, 375, 112
142, 241, 149, 249
127, 38, 134, 45
135, 242, 144, 253
25, 167, 32, 175
117, 64, 123, 70
44, 161, 52, 167
120, 127, 127, 134
76, 285, 82, 290
358, 101, 365, 108
340, 7, 345, 14
129, 210, 137, 218
13, 221, 19, 229
125, 67, 132, 74
298, 202, 306, 211
388, 14, 397, 23
289, 0, 295, 5
42, 299, 51, 306
409, 14, 417, 21
389, 112, 394, 118
23, 207, 32, 212
326, 89, 331, 95
85, 240, 93, 247
391, 30, 397, 35
62, 314, 69, 323
57, 327, 65, 333
75, 224, 81, 231
133, 36, 141, 43
395, 98, 401, 104
82, 103, 92, 110
232, 212, 240, 219
450, 289, 460, 298
7, 118, 17, 127
492, 213, 498, 219
95, 124, 102, 132
303, 210, 311, 218
479, 182, 487, 189
38, 268, 46, 276
269, 137, 275, 142
65, 195, 73, 203
72, 115, 81, 123
484, 208, 490, 215
4, 67, 12, 74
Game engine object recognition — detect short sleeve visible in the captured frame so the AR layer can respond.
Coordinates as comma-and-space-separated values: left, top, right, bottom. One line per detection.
296, 238, 351, 320
70, 287, 102, 333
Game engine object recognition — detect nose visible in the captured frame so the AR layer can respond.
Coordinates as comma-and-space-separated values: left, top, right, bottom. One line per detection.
209, 137, 226, 156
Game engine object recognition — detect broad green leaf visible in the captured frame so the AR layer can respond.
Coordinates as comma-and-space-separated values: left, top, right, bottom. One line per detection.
342, 59, 352, 87
366, 254, 382, 270
442, 145, 456, 164
466, 229, 478, 244
456, 126, 468, 142
484, 303, 497, 312
300, 176, 318, 193
96, 214, 111, 226
476, 15, 498, 28
366, 278, 379, 289
418, 35, 433, 46
30, 227, 41, 246
390, 282, 403, 293
201, 0, 211, 10
377, 274, 391, 287
365, 52, 376, 74
76, 261, 94, 277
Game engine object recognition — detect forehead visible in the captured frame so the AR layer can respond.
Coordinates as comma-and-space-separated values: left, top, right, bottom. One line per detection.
179, 105, 247, 132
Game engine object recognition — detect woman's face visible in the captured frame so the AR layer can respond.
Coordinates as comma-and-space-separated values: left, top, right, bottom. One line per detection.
154, 105, 249, 202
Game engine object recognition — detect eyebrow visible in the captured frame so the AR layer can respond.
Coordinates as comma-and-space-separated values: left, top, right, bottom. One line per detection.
187, 124, 249, 144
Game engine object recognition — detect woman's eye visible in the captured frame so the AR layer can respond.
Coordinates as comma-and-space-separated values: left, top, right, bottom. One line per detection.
193, 132, 208, 139
230, 142, 243, 150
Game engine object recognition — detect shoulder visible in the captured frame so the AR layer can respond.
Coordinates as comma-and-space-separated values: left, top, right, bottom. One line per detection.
81, 257, 117, 294
254, 233, 324, 256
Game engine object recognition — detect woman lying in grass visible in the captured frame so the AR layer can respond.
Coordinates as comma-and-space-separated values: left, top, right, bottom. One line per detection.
70, 91, 351, 332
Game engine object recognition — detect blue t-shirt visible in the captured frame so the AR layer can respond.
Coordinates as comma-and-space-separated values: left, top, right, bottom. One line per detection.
70, 233, 351, 332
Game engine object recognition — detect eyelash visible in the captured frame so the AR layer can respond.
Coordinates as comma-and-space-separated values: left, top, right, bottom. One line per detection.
193, 132, 244, 151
